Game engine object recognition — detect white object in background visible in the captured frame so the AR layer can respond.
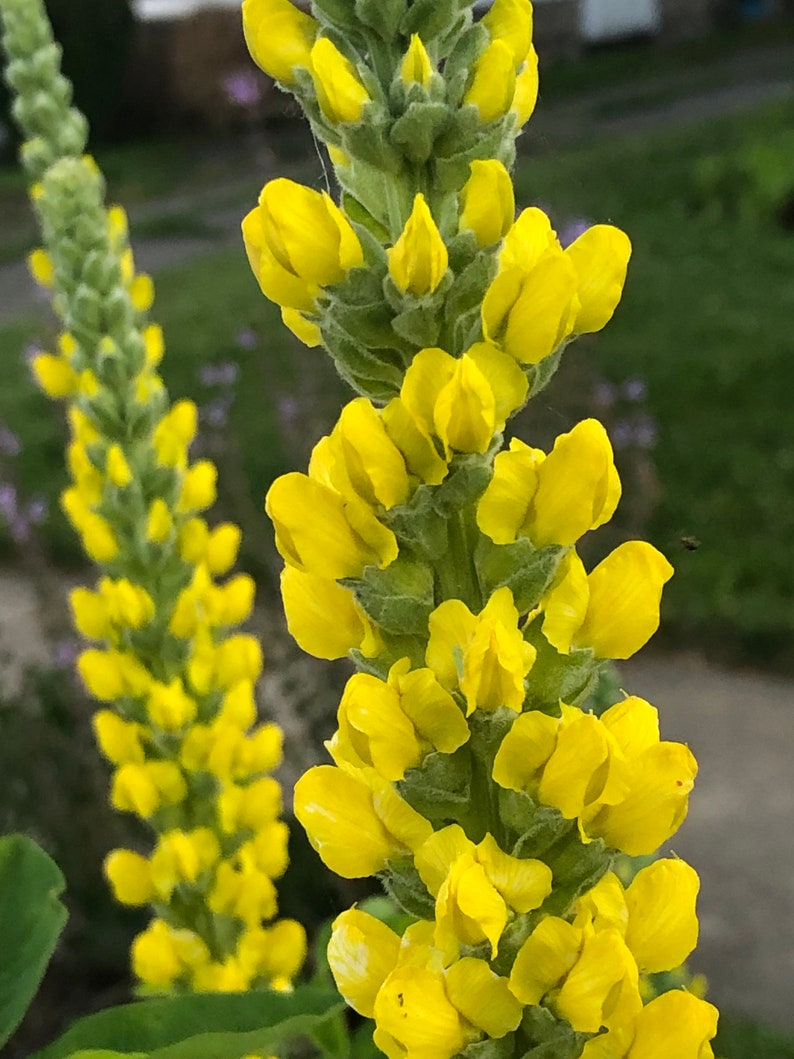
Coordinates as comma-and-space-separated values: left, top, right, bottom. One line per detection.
580, 0, 661, 40
133, 0, 242, 20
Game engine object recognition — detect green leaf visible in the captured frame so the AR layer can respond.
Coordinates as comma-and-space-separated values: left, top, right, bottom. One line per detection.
31, 987, 346, 1059
0, 834, 68, 1049
348, 555, 435, 634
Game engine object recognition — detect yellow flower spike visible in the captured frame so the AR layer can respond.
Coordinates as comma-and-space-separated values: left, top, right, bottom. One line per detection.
554, 928, 640, 1034
266, 471, 398, 578
475, 833, 553, 913
244, 178, 364, 309
177, 460, 218, 513
280, 566, 377, 660
530, 418, 621, 547
70, 587, 111, 640
540, 548, 590, 655
105, 443, 132, 488
459, 160, 515, 247
477, 437, 545, 545
242, 0, 317, 85
310, 37, 371, 125
387, 660, 470, 755
327, 909, 401, 1018
463, 40, 517, 123
626, 989, 719, 1059
445, 958, 524, 1038
388, 194, 448, 296
400, 33, 434, 87
92, 709, 146, 765
512, 46, 540, 128
623, 858, 700, 973
577, 540, 674, 659
104, 849, 156, 906
508, 915, 582, 1006
147, 678, 197, 732
435, 851, 508, 959
28, 247, 54, 286
281, 306, 322, 347
587, 740, 698, 855
566, 223, 633, 335
330, 671, 422, 781
31, 353, 77, 398
332, 398, 411, 509
492, 708, 559, 792
484, 0, 534, 65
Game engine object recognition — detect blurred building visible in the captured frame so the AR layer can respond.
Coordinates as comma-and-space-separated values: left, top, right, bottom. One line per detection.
124, 0, 734, 128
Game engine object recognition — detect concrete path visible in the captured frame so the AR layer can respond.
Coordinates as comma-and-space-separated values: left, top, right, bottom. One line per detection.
622, 651, 794, 1030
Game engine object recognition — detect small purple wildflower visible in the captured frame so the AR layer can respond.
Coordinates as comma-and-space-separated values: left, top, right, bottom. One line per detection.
201, 397, 233, 430
593, 381, 618, 409
223, 70, 264, 109
0, 426, 21, 457
0, 483, 18, 522
610, 420, 634, 451
558, 217, 591, 249
634, 416, 658, 450
23, 342, 41, 367
9, 515, 29, 544
53, 638, 80, 670
622, 377, 648, 403
27, 496, 48, 525
278, 395, 300, 426
199, 361, 240, 388
236, 327, 259, 351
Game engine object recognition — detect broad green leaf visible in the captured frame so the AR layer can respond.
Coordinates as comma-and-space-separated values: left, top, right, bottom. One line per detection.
33, 986, 346, 1059
0, 834, 68, 1049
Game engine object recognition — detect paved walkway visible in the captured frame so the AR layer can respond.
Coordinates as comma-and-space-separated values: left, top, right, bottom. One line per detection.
621, 652, 794, 1029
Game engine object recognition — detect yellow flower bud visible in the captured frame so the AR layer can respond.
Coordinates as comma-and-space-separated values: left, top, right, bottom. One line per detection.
147, 678, 197, 731
204, 522, 241, 574
28, 248, 54, 287
177, 460, 218, 513
129, 273, 154, 312
328, 909, 401, 1018
242, 0, 317, 84
310, 37, 371, 125
81, 514, 119, 563
106, 443, 132, 488
433, 355, 496, 455
31, 353, 77, 398
154, 400, 197, 466
463, 40, 516, 123
214, 634, 264, 688
281, 306, 322, 347
387, 194, 448, 296
400, 34, 434, 87
512, 47, 539, 128
294, 764, 431, 878
79, 649, 127, 701
112, 761, 187, 817
218, 679, 257, 729
565, 223, 632, 335
266, 472, 398, 579
143, 323, 165, 367
483, 0, 533, 66
70, 587, 111, 640
92, 709, 145, 764
146, 498, 173, 543
104, 849, 155, 906
240, 919, 306, 983
243, 178, 364, 311
218, 574, 256, 625
459, 160, 515, 247
623, 859, 700, 973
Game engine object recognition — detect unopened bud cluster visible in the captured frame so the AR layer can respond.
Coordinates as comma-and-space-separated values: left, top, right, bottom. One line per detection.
0, 0, 305, 994
243, 1, 719, 1056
